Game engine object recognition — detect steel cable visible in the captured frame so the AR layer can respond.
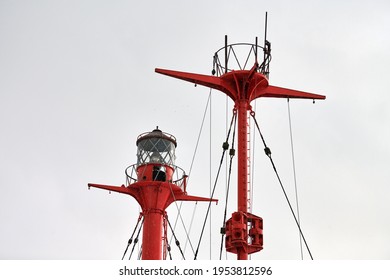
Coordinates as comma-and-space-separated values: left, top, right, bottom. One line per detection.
193, 110, 237, 260
121, 214, 143, 260
219, 113, 237, 260
287, 99, 304, 259
250, 111, 314, 260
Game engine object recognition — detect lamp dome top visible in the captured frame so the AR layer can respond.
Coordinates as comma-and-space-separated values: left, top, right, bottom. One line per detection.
136, 126, 177, 147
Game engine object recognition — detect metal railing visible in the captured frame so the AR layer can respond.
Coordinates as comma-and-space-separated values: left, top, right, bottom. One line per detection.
212, 36, 271, 78
125, 164, 188, 192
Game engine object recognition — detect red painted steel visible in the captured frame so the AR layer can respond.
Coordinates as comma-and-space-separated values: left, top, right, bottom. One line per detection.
155, 62, 325, 260
88, 181, 215, 260
89, 129, 216, 260
225, 212, 263, 255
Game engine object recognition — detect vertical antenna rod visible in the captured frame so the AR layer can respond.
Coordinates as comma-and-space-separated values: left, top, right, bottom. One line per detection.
261, 11, 269, 75
263, 12, 268, 65
225, 35, 228, 74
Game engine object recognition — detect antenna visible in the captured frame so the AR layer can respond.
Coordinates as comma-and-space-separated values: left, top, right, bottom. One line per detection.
264, 11, 268, 48
225, 35, 228, 74
260, 12, 271, 78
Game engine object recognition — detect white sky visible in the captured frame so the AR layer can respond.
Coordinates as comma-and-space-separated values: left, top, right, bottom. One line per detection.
1, 0, 390, 260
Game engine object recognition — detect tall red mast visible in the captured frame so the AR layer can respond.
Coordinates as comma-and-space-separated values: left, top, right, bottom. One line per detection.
155, 36, 325, 260
89, 127, 215, 260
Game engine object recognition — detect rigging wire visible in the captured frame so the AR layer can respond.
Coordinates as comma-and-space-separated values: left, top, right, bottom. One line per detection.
166, 216, 186, 260
219, 112, 237, 260
183, 200, 198, 254
121, 214, 143, 260
128, 216, 144, 260
137, 245, 142, 260
188, 89, 212, 178
209, 92, 212, 259
163, 215, 173, 260
168, 90, 212, 255
167, 180, 196, 255
167, 244, 172, 260
194, 110, 237, 260
224, 94, 229, 261
250, 110, 314, 260
287, 99, 304, 260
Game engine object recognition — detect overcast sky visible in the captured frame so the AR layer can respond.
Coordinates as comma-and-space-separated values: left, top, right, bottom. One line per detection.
1, 0, 390, 260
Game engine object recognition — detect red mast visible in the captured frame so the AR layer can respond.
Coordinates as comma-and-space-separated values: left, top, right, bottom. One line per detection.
155, 36, 325, 260
89, 127, 215, 260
